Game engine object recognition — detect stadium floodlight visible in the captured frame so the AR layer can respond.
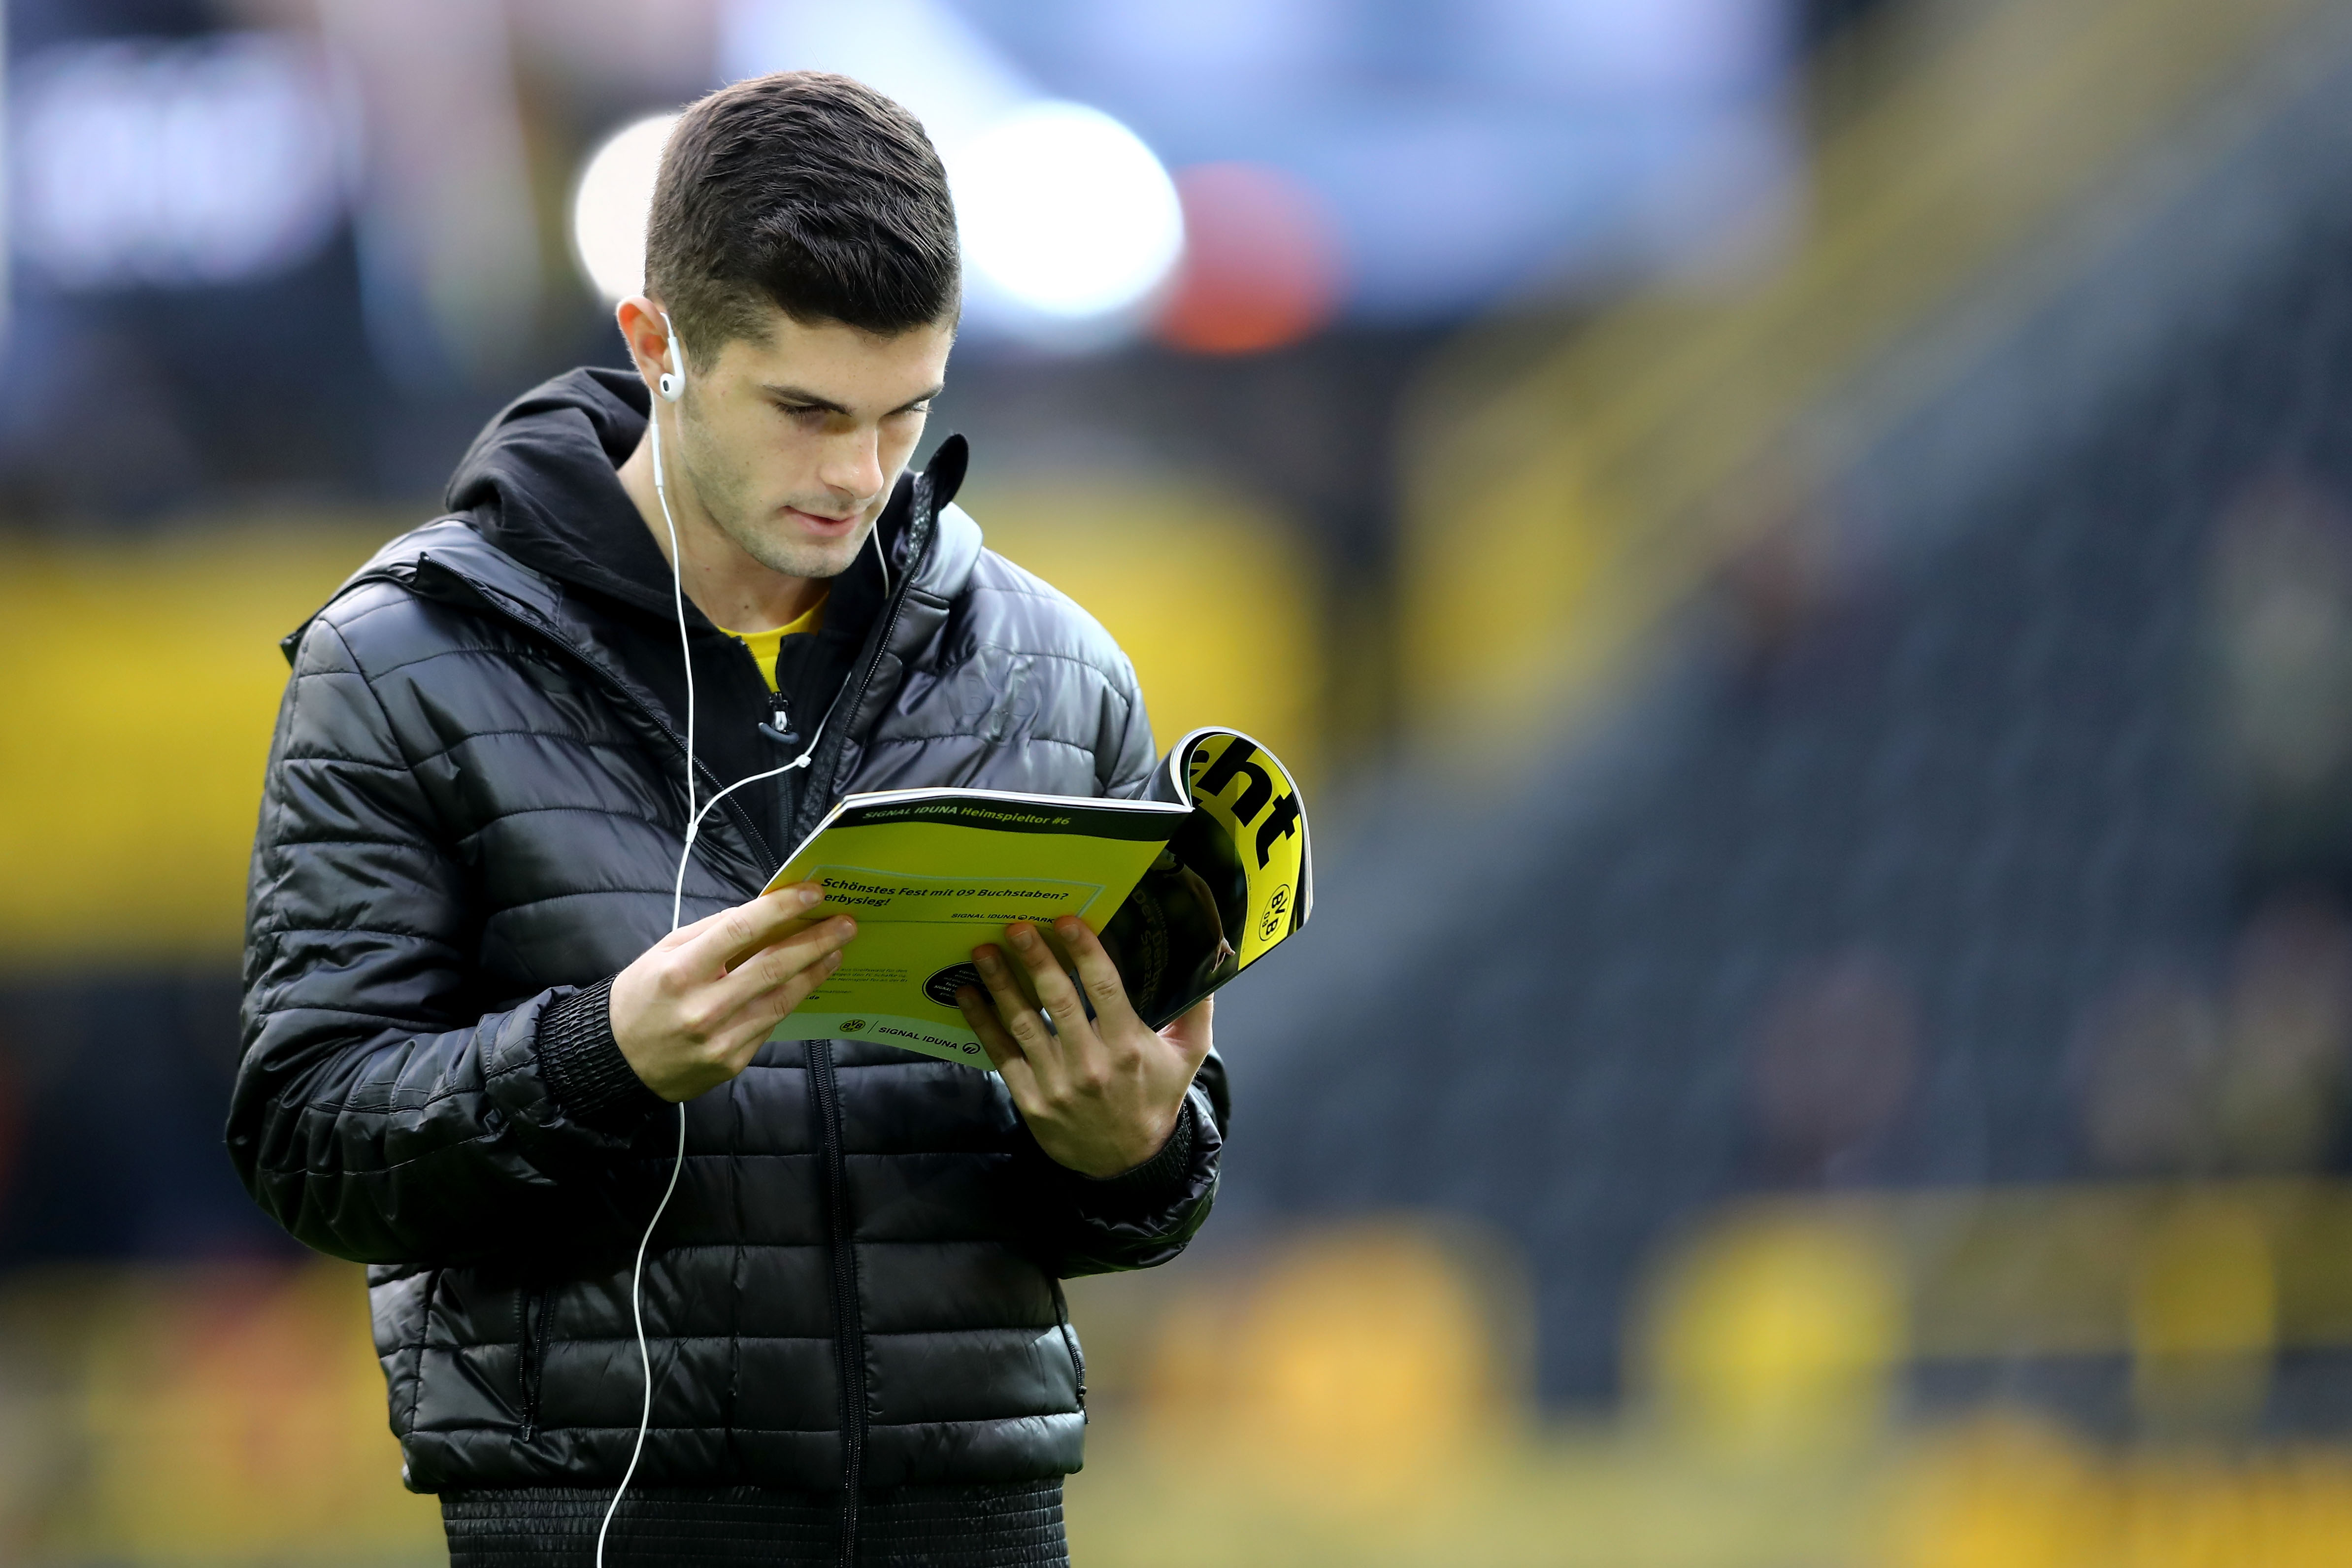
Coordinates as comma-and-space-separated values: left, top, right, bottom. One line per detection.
567, 96, 1183, 342
948, 101, 1184, 323
570, 112, 677, 304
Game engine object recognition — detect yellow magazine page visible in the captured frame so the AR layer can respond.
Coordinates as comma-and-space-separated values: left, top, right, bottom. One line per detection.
760, 791, 1186, 1067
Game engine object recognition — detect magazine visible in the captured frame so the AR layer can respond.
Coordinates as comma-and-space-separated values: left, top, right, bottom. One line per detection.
761, 728, 1312, 1067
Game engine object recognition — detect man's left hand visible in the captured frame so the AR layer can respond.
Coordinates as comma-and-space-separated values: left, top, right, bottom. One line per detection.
955, 917, 1212, 1178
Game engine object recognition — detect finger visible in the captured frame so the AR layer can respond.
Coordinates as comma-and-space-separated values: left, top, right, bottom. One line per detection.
711, 914, 856, 1013
709, 947, 846, 1068
1006, 921, 1087, 1020
1004, 922, 1092, 1044
651, 903, 731, 954
1052, 917, 1141, 1034
957, 985, 1041, 1096
727, 944, 850, 1053
973, 943, 1050, 1034
955, 986, 1023, 1063
666, 889, 796, 976
727, 882, 837, 967
972, 943, 1060, 1071
973, 934, 1044, 1011
678, 882, 827, 972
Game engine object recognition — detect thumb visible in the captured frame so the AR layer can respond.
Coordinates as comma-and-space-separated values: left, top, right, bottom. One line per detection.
1162, 996, 1213, 1069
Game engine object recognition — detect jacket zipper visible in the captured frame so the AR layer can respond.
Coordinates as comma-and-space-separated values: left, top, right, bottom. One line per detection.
808, 1040, 867, 1568
518, 1284, 550, 1441
796, 491, 938, 1567
1051, 1279, 1087, 1417
789, 486, 936, 844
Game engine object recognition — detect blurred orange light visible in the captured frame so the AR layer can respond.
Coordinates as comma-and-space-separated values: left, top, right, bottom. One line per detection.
1152, 162, 1344, 357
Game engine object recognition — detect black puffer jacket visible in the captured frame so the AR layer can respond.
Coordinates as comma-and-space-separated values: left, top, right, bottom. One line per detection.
229, 371, 1223, 1512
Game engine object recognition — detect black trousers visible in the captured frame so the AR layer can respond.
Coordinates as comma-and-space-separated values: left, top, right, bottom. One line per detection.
442, 1480, 1068, 1567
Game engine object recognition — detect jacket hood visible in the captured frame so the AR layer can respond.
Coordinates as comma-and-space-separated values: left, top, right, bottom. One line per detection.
445, 366, 679, 619
440, 365, 975, 622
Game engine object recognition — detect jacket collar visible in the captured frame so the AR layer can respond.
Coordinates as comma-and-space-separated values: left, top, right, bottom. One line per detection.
285, 364, 976, 664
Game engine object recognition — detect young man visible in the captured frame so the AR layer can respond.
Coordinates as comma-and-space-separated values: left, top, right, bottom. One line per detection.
230, 73, 1224, 1567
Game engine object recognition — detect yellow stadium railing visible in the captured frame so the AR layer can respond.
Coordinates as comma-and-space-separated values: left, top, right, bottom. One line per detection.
0, 482, 1321, 966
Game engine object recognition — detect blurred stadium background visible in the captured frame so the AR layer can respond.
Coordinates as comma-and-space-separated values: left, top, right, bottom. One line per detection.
2, 0, 2351, 1561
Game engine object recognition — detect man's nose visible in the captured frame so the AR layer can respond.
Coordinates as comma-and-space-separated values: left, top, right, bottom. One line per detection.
819, 429, 885, 505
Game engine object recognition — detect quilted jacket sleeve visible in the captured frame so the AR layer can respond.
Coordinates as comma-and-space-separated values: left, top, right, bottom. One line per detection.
1100, 651, 1160, 801
1040, 1072, 1226, 1278
229, 608, 645, 1265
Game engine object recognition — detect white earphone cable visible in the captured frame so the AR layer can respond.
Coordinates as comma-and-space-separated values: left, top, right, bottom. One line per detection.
598, 320, 696, 1568
598, 1095, 684, 1568
600, 318, 896, 1565
652, 412, 697, 915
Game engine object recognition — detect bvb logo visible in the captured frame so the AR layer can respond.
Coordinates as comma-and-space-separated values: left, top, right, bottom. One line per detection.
839, 1018, 867, 1033
1259, 885, 1291, 940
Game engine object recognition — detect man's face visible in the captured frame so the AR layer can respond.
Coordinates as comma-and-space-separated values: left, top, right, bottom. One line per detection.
670, 307, 954, 581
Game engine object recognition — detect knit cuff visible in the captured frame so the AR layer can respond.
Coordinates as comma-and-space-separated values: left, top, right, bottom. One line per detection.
1072, 1098, 1196, 1209
534, 978, 665, 1133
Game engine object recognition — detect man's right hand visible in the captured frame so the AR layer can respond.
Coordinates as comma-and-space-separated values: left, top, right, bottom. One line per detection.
609, 882, 856, 1101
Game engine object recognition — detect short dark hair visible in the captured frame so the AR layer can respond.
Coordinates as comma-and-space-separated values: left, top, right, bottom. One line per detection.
645, 71, 959, 354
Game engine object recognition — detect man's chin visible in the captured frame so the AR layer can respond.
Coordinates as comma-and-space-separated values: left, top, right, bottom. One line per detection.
744, 530, 871, 582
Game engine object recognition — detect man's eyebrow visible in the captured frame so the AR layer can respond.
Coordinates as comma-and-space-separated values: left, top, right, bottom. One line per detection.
760, 383, 945, 416
759, 384, 853, 416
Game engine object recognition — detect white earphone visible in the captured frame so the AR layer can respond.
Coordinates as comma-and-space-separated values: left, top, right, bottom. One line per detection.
657, 319, 685, 402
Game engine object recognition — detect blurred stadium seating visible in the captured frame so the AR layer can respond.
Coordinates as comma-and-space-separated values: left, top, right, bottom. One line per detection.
1172, 0, 2352, 1560
1226, 0, 2352, 1384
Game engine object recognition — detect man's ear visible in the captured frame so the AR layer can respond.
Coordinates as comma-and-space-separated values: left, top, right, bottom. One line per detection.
615, 296, 670, 398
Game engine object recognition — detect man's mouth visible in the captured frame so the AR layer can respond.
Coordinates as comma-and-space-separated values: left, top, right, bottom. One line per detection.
784, 506, 861, 536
